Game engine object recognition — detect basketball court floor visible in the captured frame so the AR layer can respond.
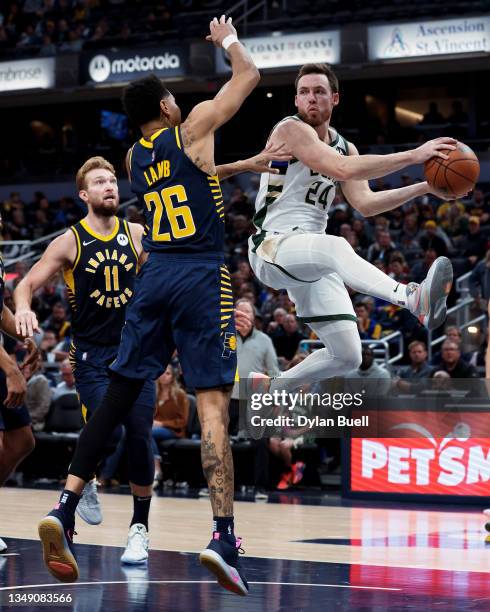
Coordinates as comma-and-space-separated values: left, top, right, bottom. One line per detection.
0, 488, 489, 610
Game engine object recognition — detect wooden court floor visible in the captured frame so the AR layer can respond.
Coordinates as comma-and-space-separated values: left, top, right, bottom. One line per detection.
1, 488, 489, 610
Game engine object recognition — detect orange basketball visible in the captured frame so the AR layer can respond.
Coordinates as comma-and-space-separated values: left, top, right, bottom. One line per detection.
424, 141, 480, 198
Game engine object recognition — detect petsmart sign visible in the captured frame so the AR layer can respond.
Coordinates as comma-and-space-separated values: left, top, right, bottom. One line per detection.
83, 46, 188, 84
368, 16, 490, 60
216, 30, 340, 72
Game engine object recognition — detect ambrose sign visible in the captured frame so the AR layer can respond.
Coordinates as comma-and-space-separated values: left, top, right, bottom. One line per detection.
0, 57, 55, 92
368, 16, 490, 60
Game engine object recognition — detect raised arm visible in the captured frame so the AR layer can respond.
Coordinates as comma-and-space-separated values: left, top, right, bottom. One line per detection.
216, 142, 292, 181
273, 119, 456, 182
14, 231, 76, 337
181, 16, 259, 145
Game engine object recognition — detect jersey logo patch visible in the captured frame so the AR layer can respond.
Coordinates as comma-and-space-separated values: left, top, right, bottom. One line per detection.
222, 333, 237, 359
117, 234, 129, 246
82, 239, 96, 246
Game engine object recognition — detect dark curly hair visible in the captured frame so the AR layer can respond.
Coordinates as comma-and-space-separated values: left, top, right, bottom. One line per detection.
122, 74, 170, 127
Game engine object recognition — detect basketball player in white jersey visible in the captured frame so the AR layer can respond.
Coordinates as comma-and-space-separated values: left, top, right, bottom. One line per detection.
249, 63, 456, 396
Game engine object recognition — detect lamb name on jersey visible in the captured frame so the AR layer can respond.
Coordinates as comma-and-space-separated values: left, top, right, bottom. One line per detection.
251, 115, 348, 251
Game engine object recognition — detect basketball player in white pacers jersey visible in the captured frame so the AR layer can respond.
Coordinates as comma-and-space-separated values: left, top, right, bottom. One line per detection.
249, 63, 457, 396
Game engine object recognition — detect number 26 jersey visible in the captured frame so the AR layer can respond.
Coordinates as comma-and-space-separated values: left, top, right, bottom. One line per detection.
128, 126, 225, 256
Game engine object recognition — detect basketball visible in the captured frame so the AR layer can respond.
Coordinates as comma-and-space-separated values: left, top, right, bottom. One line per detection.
424, 142, 480, 198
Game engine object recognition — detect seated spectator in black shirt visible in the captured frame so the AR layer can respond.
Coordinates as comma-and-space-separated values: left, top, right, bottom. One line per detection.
461, 216, 488, 267
271, 314, 304, 362
420, 102, 445, 125
418, 220, 448, 257
410, 248, 438, 284
435, 340, 478, 378
41, 301, 71, 340
367, 230, 397, 264
400, 341, 433, 379
431, 326, 473, 365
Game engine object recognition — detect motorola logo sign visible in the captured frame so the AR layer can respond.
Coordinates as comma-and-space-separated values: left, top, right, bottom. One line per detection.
88, 54, 111, 83
88, 51, 181, 83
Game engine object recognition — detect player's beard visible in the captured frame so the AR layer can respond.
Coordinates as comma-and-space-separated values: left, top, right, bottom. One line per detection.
297, 107, 331, 127
90, 197, 119, 217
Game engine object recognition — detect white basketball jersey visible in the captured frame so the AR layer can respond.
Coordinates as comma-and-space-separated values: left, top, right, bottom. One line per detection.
251, 115, 349, 251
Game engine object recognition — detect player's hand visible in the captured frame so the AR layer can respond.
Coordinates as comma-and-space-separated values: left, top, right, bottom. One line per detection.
15, 308, 40, 339
242, 142, 293, 174
206, 15, 237, 47
424, 180, 469, 201
234, 308, 253, 336
21, 337, 41, 374
413, 137, 457, 163
5, 364, 26, 408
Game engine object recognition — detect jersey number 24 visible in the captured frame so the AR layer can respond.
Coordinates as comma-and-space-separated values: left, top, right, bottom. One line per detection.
144, 185, 196, 241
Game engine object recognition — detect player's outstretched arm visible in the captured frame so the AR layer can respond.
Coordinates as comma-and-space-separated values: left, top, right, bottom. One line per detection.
341, 142, 459, 216
14, 231, 76, 338
216, 142, 292, 180
274, 120, 456, 181
181, 15, 259, 143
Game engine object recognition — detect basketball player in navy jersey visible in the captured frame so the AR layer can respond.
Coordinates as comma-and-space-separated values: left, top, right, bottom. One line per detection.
0, 214, 39, 552
14, 157, 159, 565
30, 15, 259, 595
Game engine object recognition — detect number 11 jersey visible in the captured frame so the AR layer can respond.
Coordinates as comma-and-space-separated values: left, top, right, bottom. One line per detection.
128, 126, 225, 255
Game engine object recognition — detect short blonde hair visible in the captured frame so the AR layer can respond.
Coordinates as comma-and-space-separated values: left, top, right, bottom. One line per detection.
76, 156, 116, 191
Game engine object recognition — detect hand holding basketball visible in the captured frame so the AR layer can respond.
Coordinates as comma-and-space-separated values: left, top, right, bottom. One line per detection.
424, 141, 480, 199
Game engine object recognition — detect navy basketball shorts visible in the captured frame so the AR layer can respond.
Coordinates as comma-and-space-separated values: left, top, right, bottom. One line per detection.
70, 342, 155, 422
111, 252, 237, 389
0, 371, 31, 432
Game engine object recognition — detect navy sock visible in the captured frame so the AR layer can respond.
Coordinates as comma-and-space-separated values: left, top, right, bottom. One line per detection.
54, 489, 80, 524
213, 516, 234, 539
131, 495, 152, 530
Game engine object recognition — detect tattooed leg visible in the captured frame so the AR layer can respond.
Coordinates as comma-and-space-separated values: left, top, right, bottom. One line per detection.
196, 387, 234, 516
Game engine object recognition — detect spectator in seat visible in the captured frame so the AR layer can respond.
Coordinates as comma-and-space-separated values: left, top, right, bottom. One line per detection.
271, 314, 305, 362
461, 217, 488, 266
355, 302, 382, 340
436, 340, 478, 378
431, 326, 473, 366
469, 250, 490, 304
152, 365, 190, 485
346, 346, 392, 395
410, 248, 438, 284
53, 359, 77, 399
24, 363, 52, 432
41, 302, 71, 339
366, 230, 397, 264
399, 341, 433, 379
420, 102, 445, 125
418, 220, 448, 257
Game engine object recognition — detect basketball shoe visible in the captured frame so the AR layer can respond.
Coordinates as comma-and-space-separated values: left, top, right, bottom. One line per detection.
38, 510, 79, 582
199, 532, 249, 596
76, 479, 102, 525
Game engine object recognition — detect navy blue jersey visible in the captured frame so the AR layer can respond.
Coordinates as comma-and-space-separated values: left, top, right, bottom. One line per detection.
128, 126, 225, 255
64, 217, 139, 347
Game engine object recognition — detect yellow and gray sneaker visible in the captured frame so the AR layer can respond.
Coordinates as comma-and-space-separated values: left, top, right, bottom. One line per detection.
38, 511, 79, 582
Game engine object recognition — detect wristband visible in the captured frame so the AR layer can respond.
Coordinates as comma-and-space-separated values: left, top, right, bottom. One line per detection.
222, 34, 239, 51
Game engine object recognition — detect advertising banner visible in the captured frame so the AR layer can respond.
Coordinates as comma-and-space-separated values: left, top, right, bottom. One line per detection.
216, 30, 340, 73
83, 46, 188, 84
0, 57, 55, 92
368, 16, 490, 60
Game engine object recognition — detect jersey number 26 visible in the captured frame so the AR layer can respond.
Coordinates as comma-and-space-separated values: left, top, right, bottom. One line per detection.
144, 185, 196, 242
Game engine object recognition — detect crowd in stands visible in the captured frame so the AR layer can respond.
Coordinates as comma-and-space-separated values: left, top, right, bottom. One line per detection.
2, 168, 490, 493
